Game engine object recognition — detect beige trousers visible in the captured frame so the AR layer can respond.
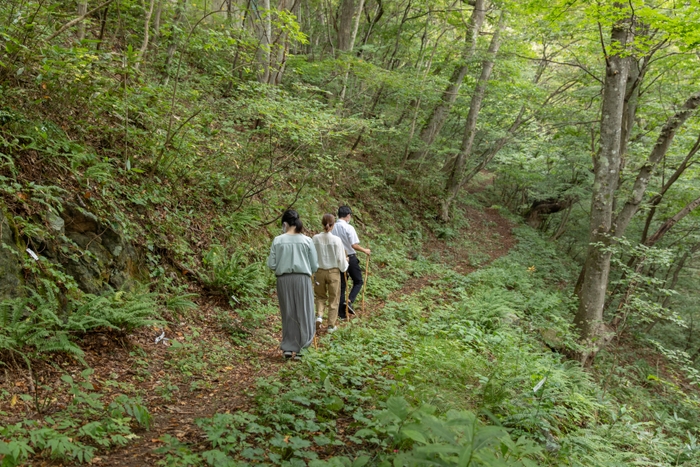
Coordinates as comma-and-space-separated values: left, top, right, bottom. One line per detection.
314, 268, 341, 327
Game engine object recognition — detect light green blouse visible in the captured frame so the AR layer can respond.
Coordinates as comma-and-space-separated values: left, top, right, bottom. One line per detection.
267, 233, 319, 276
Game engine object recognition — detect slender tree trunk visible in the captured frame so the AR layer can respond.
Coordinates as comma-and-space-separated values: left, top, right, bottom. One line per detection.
230, 0, 251, 83
406, 0, 486, 161
360, 0, 383, 53
385, 0, 411, 70
135, 0, 157, 71
641, 133, 700, 243
618, 55, 642, 164
323, 0, 335, 58
448, 104, 525, 201
402, 24, 446, 164
552, 204, 573, 240
440, 11, 504, 221
256, 0, 272, 83
164, 0, 186, 82
96, 4, 109, 50
267, 0, 295, 85
613, 91, 700, 234
45, 0, 117, 42
645, 243, 700, 333
348, 0, 364, 53
644, 195, 700, 247
151, 0, 164, 49
573, 13, 633, 358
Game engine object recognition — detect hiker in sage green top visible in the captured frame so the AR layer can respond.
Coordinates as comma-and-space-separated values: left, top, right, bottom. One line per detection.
267, 209, 318, 360
312, 214, 348, 333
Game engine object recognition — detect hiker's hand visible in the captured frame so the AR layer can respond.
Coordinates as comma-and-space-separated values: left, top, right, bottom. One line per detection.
365, 248, 371, 256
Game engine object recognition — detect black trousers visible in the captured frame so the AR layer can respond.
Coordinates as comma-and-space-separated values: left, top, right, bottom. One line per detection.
338, 255, 363, 318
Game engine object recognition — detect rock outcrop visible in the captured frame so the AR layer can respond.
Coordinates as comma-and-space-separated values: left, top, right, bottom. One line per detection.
0, 201, 146, 300
57, 203, 146, 293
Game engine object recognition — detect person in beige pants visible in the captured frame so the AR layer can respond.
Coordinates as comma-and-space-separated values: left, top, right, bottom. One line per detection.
312, 214, 349, 332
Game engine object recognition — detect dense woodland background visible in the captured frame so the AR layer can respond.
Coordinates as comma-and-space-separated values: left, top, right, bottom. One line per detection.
2, 0, 700, 465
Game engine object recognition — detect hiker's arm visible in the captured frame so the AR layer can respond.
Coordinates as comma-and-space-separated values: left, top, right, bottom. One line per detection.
352, 243, 371, 255
266, 244, 277, 270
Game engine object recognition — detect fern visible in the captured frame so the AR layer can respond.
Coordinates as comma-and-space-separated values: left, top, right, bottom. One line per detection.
0, 285, 160, 359
200, 245, 264, 304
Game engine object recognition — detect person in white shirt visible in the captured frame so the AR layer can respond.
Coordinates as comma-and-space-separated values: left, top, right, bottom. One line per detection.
331, 206, 371, 319
312, 214, 348, 332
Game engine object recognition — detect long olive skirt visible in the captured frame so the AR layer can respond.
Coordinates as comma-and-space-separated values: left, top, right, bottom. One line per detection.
276, 273, 315, 352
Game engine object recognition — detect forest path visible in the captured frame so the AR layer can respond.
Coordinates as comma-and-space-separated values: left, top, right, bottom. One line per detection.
57, 181, 516, 467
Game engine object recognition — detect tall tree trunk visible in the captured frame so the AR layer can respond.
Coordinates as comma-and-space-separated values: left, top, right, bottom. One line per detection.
431, 41, 552, 194
406, 0, 486, 161
77, 1, 88, 42
135, 0, 157, 71
337, 0, 356, 53
440, 11, 504, 221
339, 0, 365, 99
573, 12, 633, 358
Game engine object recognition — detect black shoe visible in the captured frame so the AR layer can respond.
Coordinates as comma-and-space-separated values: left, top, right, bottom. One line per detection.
339, 302, 356, 319
283, 351, 293, 360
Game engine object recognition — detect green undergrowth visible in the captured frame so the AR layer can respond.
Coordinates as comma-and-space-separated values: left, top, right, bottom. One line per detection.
0, 368, 150, 466
154, 227, 700, 467
0, 282, 162, 362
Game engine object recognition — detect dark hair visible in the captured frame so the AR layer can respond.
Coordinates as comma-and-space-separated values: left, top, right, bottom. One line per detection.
322, 213, 335, 233
338, 206, 352, 219
282, 209, 303, 233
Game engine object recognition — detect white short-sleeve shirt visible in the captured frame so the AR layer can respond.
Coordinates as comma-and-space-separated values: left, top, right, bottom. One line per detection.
331, 219, 360, 255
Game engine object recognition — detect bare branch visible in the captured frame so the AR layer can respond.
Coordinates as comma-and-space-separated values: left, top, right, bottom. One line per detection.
45, 0, 117, 42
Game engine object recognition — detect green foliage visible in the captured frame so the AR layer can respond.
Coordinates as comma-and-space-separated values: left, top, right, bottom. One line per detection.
0, 283, 160, 360
200, 245, 264, 305
157, 225, 700, 466
0, 368, 150, 465
164, 328, 234, 380
373, 397, 542, 466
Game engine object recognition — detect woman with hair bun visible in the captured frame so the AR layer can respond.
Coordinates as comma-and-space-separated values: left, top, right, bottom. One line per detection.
312, 214, 348, 333
267, 209, 318, 359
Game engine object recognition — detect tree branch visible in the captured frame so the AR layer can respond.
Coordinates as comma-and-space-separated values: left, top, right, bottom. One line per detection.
45, 0, 117, 42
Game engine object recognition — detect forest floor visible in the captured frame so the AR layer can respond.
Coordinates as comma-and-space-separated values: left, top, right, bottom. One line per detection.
101, 186, 516, 466
1, 179, 517, 466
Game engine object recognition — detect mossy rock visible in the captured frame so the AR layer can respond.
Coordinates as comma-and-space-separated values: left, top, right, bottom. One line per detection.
0, 208, 24, 299
57, 203, 147, 293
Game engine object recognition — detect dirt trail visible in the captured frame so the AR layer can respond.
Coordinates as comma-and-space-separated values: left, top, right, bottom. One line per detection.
4, 179, 517, 467
100, 204, 515, 466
